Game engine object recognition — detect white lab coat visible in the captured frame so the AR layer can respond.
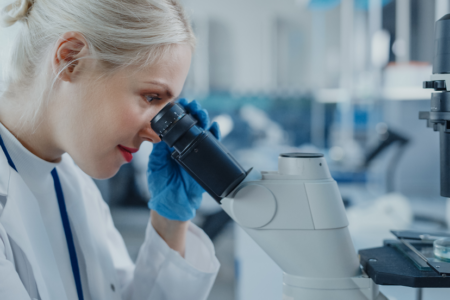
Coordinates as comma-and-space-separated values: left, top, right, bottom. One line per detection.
0, 124, 220, 300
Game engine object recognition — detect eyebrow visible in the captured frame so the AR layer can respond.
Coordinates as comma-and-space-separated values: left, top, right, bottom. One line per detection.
144, 81, 174, 98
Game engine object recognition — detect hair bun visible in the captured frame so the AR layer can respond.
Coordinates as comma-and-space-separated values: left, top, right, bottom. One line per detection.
1, 0, 33, 28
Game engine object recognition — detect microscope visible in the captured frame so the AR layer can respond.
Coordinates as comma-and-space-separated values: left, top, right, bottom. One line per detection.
221, 153, 387, 300
421, 14, 450, 198
152, 108, 388, 298
218, 17, 450, 295
151, 14, 450, 300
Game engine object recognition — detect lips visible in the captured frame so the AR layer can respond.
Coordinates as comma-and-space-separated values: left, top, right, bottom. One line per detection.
118, 145, 138, 163
119, 145, 139, 153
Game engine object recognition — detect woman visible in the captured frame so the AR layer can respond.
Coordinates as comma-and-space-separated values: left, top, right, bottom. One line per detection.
0, 0, 220, 299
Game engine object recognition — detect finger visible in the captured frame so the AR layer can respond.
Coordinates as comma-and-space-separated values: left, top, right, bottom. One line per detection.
193, 109, 209, 129
186, 100, 210, 129
148, 143, 171, 170
177, 98, 188, 108
185, 99, 202, 114
208, 122, 221, 141
149, 142, 171, 160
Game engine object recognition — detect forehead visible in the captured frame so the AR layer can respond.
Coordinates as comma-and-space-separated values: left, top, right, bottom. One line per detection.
125, 44, 192, 97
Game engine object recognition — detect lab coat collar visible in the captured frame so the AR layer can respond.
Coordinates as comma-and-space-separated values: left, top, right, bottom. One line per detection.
0, 146, 68, 300
0, 139, 9, 198
0, 146, 120, 300
58, 161, 120, 300
0, 123, 60, 182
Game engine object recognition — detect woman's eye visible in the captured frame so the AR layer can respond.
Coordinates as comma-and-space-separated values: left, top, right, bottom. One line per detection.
144, 95, 161, 103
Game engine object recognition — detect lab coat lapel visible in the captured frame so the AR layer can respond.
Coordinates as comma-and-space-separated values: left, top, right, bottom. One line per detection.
65, 198, 119, 300
59, 167, 120, 300
0, 152, 69, 300
0, 143, 8, 197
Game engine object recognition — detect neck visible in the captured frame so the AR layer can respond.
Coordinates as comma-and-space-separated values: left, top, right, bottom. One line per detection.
0, 97, 64, 163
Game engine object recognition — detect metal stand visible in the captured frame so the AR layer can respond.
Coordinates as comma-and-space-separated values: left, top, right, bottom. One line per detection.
421, 82, 450, 198
416, 288, 423, 300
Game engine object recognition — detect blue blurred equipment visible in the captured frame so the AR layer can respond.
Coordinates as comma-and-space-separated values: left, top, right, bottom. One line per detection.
147, 99, 220, 221
354, 0, 392, 10
308, 0, 340, 10
308, 0, 392, 11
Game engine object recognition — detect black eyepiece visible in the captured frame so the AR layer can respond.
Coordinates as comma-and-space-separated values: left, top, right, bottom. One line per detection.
151, 102, 188, 136
150, 102, 250, 203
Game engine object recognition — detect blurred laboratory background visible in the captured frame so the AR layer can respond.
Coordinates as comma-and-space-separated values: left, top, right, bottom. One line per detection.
2, 0, 450, 299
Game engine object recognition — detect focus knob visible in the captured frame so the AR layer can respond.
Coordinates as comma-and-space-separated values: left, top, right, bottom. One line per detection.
423, 80, 446, 91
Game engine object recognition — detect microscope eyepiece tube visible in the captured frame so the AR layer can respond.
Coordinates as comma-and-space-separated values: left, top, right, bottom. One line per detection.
151, 102, 250, 203
434, 14, 450, 74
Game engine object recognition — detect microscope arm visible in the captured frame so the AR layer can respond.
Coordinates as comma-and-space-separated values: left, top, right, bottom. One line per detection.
220, 153, 387, 300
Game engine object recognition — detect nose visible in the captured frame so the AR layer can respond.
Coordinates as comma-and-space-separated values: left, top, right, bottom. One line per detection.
140, 122, 161, 143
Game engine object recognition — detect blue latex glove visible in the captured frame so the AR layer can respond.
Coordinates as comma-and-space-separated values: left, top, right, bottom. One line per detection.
147, 99, 221, 221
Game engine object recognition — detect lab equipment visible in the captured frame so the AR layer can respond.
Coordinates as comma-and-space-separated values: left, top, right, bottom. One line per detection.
363, 127, 409, 193
356, 13, 450, 294
220, 154, 450, 298
390, 230, 450, 242
149, 100, 438, 297
434, 238, 450, 262
421, 14, 450, 197
359, 236, 450, 286
221, 153, 387, 300
308, 0, 341, 10
145, 13, 450, 299
147, 99, 223, 221
150, 100, 386, 297
308, 0, 392, 11
150, 100, 249, 203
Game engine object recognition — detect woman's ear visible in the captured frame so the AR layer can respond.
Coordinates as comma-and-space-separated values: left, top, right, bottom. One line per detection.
53, 32, 90, 82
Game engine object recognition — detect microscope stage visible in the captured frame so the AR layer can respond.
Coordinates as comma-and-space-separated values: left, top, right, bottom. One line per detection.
359, 242, 450, 288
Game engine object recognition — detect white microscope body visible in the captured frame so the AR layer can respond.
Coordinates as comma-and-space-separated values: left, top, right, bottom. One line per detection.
220, 153, 387, 300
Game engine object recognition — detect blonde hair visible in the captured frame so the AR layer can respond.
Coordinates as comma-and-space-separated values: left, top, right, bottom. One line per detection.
0, 0, 195, 126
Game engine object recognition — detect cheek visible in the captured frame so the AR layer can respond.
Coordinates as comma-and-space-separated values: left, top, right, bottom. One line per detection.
63, 103, 136, 174
59, 78, 150, 178
113, 105, 147, 139
82, 108, 146, 179
87, 95, 140, 142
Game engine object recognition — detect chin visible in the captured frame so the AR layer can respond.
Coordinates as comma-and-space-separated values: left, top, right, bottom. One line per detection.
89, 165, 121, 180
76, 159, 122, 180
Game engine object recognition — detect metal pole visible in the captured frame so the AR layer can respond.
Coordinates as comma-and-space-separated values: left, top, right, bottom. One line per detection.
435, 0, 450, 231
369, 0, 382, 44
416, 287, 423, 300
369, 0, 383, 73
436, 0, 450, 21
339, 0, 355, 142
340, 0, 355, 91
395, 0, 411, 63
310, 11, 326, 148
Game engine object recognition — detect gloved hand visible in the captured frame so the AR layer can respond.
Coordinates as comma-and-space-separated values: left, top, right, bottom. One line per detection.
147, 99, 221, 221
